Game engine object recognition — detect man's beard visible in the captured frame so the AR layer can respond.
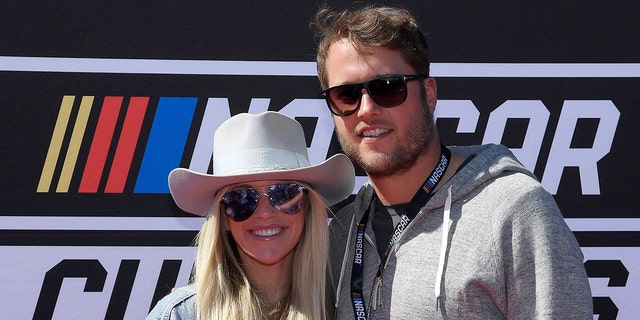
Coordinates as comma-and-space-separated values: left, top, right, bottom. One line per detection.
338, 100, 436, 178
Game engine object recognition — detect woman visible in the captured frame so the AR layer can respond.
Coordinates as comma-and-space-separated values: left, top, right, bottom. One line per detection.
146, 111, 355, 320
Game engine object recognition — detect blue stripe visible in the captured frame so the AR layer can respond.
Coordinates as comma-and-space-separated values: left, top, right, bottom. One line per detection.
134, 97, 197, 193
425, 180, 435, 190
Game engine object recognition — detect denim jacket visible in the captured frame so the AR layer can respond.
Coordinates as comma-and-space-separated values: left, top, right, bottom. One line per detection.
146, 285, 196, 320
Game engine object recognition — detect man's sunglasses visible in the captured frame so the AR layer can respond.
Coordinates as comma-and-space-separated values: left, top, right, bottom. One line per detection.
322, 74, 427, 116
221, 182, 306, 222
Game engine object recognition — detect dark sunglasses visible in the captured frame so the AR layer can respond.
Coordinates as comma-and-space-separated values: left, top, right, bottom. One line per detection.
322, 74, 427, 116
221, 182, 306, 222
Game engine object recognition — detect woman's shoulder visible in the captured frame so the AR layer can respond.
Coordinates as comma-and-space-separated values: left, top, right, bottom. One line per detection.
145, 284, 197, 320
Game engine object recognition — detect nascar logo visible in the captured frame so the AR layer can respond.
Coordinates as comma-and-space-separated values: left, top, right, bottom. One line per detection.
37, 95, 197, 194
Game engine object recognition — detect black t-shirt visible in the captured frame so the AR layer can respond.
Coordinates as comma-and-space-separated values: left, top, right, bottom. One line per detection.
371, 197, 408, 258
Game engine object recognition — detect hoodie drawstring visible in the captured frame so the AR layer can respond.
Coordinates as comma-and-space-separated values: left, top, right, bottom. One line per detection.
435, 185, 453, 309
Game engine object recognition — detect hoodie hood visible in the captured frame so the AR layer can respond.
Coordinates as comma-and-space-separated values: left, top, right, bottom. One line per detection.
425, 143, 536, 212
353, 143, 535, 220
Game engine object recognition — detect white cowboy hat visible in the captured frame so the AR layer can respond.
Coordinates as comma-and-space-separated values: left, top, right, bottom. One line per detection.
168, 111, 355, 216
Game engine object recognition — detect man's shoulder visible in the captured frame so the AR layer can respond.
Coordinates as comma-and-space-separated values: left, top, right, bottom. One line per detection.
331, 182, 370, 217
146, 285, 196, 320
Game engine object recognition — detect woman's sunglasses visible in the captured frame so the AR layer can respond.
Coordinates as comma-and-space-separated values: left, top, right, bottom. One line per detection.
322, 74, 427, 116
221, 182, 306, 222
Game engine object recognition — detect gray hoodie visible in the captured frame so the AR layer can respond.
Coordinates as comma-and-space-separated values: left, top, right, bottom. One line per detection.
327, 144, 592, 319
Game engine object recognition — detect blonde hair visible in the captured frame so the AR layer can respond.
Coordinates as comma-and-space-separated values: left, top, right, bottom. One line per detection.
193, 182, 329, 320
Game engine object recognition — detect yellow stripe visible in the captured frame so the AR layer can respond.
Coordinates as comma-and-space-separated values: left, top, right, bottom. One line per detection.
37, 96, 76, 192
56, 96, 94, 192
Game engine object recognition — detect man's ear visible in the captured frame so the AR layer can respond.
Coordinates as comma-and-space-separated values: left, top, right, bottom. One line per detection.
425, 77, 438, 113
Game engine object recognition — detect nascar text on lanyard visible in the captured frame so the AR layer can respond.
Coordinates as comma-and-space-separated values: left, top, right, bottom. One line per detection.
350, 144, 451, 320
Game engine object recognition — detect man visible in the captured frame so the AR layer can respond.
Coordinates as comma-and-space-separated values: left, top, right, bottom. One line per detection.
314, 5, 593, 319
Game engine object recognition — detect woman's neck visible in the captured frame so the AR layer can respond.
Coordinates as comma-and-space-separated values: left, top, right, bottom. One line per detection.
240, 252, 294, 307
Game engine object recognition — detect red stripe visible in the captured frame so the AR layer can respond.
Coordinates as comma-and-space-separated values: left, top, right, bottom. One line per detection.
78, 96, 123, 193
105, 97, 149, 193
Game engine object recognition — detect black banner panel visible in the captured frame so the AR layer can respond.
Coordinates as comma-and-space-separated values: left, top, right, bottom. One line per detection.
1, 1, 638, 319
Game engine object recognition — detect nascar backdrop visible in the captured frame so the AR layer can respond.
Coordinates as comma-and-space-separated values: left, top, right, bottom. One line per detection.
1, 1, 638, 319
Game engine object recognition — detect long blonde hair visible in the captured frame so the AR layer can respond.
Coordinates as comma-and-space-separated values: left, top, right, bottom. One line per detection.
193, 182, 329, 320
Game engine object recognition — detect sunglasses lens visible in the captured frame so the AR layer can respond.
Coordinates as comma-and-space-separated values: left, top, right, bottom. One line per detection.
221, 183, 305, 222
222, 188, 259, 222
268, 183, 304, 214
326, 84, 362, 116
369, 76, 407, 107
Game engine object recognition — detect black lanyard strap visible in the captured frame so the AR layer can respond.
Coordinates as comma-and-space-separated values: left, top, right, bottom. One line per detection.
350, 144, 451, 320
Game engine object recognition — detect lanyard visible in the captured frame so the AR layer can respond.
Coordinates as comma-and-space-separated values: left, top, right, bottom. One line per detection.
350, 144, 451, 320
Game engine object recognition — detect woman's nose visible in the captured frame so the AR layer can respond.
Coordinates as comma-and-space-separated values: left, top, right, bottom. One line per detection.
251, 194, 278, 218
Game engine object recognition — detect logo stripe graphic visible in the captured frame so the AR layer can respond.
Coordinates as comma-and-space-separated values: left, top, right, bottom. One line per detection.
134, 97, 197, 193
105, 96, 150, 193
188, 98, 231, 173
37, 96, 75, 192
79, 96, 123, 193
56, 96, 94, 192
